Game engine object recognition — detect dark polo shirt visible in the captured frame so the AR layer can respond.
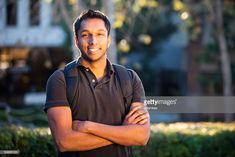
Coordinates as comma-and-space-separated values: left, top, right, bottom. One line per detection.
44, 59, 145, 157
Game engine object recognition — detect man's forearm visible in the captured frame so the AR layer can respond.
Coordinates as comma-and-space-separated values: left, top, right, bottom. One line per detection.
57, 129, 113, 152
83, 122, 150, 146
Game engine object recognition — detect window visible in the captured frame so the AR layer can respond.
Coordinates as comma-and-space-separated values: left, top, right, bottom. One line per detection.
7, 0, 17, 26
30, 0, 40, 25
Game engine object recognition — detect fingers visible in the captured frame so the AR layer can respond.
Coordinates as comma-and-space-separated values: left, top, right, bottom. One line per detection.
129, 112, 149, 125
137, 118, 148, 125
125, 105, 142, 118
126, 109, 148, 123
124, 103, 149, 125
126, 102, 147, 117
131, 112, 149, 124
124, 103, 150, 125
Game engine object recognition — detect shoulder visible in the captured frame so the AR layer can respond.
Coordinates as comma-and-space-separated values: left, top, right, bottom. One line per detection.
64, 60, 78, 70
126, 68, 139, 80
45, 69, 69, 112
113, 64, 136, 77
47, 69, 65, 86
48, 69, 64, 80
113, 64, 141, 80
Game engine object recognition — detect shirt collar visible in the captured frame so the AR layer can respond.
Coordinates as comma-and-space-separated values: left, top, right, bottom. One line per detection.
76, 57, 114, 76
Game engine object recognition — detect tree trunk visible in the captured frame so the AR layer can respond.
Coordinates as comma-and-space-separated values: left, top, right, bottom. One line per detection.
102, 0, 117, 63
187, 40, 202, 96
214, 0, 233, 122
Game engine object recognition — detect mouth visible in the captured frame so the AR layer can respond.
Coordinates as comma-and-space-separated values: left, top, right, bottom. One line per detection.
89, 48, 99, 51
88, 48, 100, 54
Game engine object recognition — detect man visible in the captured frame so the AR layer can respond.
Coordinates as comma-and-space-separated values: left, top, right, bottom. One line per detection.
45, 9, 150, 157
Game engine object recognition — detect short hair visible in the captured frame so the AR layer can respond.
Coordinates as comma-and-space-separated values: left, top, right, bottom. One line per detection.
73, 9, 111, 39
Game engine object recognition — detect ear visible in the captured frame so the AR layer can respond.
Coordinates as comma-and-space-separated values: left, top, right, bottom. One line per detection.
74, 36, 79, 48
108, 35, 111, 48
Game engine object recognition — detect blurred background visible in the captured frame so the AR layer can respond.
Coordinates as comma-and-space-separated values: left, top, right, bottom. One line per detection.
0, 0, 235, 156
0, 0, 235, 126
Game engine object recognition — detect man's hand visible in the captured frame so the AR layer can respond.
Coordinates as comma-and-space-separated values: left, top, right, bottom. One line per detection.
123, 103, 149, 125
47, 107, 113, 152
72, 102, 150, 146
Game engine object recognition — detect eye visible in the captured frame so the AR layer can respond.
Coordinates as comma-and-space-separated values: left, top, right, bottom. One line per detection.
97, 33, 105, 36
81, 34, 88, 37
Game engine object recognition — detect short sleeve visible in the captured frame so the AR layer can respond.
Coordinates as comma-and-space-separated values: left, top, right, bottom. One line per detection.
44, 69, 69, 112
128, 69, 145, 103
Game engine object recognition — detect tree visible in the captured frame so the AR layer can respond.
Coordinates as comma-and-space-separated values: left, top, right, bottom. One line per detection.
174, 0, 234, 121
102, 0, 117, 63
214, 0, 233, 121
214, 0, 232, 97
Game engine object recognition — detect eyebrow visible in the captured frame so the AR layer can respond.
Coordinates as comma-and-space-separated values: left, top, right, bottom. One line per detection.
80, 29, 106, 34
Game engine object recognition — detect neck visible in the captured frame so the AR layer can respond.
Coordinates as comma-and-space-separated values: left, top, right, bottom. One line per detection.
80, 57, 107, 79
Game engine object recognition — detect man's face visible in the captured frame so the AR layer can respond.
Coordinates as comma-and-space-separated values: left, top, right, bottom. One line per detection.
76, 18, 110, 62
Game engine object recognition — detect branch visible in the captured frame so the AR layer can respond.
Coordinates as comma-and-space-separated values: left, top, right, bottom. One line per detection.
57, 0, 73, 32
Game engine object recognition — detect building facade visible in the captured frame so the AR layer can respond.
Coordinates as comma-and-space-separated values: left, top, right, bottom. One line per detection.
0, 0, 68, 105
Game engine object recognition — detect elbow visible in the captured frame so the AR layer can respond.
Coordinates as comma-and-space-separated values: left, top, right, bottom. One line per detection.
141, 136, 150, 146
136, 130, 150, 146
56, 137, 68, 152
137, 135, 149, 146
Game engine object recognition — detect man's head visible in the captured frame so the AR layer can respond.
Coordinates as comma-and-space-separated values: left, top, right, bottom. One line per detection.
73, 10, 111, 62
73, 9, 111, 40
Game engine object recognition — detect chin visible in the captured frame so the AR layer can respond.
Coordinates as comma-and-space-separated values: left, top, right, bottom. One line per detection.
82, 53, 106, 62
91, 57, 106, 62
83, 56, 105, 63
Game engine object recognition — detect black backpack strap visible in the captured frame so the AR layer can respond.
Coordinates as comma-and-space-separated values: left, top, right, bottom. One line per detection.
113, 64, 134, 157
63, 60, 79, 105
113, 64, 133, 113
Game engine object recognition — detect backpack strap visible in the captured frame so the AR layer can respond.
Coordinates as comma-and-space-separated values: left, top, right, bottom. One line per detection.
63, 60, 79, 105
113, 64, 133, 156
63, 61, 133, 111
113, 64, 133, 113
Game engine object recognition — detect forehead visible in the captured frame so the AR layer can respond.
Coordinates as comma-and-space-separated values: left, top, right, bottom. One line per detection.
79, 18, 107, 32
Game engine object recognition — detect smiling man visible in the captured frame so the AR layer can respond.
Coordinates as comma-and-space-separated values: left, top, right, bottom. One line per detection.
44, 9, 150, 157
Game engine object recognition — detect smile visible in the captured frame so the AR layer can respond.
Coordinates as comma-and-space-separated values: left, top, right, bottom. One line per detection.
88, 48, 99, 52
88, 48, 99, 54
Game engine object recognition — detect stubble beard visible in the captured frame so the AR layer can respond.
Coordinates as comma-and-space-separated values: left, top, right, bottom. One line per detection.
81, 50, 107, 63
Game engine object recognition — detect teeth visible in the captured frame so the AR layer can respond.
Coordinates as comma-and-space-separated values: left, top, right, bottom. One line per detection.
89, 48, 99, 52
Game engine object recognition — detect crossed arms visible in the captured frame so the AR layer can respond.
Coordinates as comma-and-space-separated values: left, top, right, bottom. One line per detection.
47, 102, 150, 152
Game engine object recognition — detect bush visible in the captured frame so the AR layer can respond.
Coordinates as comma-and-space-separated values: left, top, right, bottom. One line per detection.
133, 130, 235, 157
0, 126, 56, 157
0, 123, 234, 157
133, 123, 235, 157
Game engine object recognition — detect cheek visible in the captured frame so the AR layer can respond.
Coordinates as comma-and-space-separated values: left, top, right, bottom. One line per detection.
100, 39, 109, 46
78, 44, 87, 53
78, 40, 87, 48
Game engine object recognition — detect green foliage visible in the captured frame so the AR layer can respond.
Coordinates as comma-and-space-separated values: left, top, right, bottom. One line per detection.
133, 123, 235, 157
0, 106, 48, 126
0, 110, 7, 121
114, 1, 178, 96
115, 0, 177, 52
179, 0, 235, 96
224, 1, 235, 50
0, 126, 56, 157
138, 131, 235, 157
0, 123, 234, 157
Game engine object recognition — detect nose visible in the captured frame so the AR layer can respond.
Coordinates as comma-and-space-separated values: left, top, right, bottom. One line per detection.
89, 35, 97, 45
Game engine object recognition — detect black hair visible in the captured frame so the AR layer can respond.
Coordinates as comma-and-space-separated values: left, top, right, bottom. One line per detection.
73, 9, 111, 39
